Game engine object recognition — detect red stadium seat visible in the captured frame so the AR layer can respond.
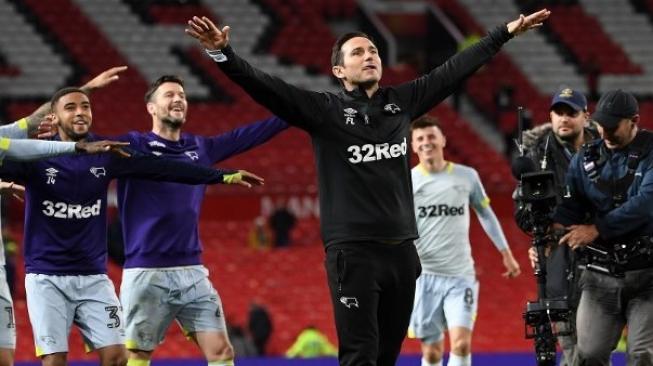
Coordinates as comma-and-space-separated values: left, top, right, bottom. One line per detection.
546, 4, 642, 75
11, 0, 649, 359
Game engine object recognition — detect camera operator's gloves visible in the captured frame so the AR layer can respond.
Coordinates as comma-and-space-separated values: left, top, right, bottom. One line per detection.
223, 170, 264, 188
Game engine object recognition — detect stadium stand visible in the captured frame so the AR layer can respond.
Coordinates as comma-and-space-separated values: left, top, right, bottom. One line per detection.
1, 0, 651, 362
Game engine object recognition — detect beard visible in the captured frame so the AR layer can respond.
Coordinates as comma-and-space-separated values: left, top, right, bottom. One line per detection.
60, 124, 88, 141
161, 115, 184, 130
557, 128, 581, 143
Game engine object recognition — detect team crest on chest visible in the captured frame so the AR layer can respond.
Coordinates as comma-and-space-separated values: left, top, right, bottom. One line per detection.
383, 103, 401, 114
90, 167, 106, 178
185, 151, 199, 160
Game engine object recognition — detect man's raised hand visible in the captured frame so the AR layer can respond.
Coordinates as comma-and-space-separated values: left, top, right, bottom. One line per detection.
81, 66, 128, 92
507, 9, 551, 36
185, 16, 230, 50
34, 114, 56, 139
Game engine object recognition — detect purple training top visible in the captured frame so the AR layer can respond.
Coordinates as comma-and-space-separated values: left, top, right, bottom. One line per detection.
0, 133, 234, 275
117, 116, 288, 268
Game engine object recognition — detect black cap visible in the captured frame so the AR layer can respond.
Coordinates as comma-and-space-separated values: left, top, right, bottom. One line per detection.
550, 87, 587, 112
593, 89, 639, 129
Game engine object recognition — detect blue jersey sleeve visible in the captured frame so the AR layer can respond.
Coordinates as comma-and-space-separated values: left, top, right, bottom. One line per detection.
203, 116, 289, 163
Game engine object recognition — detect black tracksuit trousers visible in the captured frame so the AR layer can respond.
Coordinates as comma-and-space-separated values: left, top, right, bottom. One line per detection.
325, 240, 421, 366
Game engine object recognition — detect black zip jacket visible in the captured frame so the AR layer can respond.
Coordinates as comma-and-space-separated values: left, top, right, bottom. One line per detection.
515, 125, 599, 231
514, 125, 598, 302
215, 25, 512, 246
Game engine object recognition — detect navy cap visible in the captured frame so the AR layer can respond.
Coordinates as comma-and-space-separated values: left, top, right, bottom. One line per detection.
550, 87, 587, 112
592, 89, 639, 129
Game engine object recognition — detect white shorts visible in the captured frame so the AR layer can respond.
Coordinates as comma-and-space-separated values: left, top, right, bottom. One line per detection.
0, 268, 15, 349
25, 273, 125, 356
409, 273, 479, 343
120, 265, 226, 351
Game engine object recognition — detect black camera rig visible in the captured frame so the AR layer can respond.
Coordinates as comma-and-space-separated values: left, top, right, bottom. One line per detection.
584, 237, 653, 277
517, 170, 573, 366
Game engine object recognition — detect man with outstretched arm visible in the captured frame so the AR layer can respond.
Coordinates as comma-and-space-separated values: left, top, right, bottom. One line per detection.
0, 67, 130, 366
0, 87, 261, 366
185, 9, 549, 366
114, 74, 288, 366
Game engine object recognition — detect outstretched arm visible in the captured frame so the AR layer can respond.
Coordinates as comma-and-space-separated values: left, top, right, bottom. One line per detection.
403, 9, 550, 119
111, 149, 264, 187
185, 16, 328, 131
206, 116, 289, 163
79, 66, 128, 94
506, 9, 550, 36
16, 66, 128, 138
0, 138, 129, 161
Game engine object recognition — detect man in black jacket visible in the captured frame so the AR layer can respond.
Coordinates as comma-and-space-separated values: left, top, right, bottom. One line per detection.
185, 10, 550, 366
515, 88, 598, 366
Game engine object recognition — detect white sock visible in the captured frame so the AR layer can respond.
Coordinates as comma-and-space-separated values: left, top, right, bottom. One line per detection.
421, 357, 443, 366
447, 353, 471, 366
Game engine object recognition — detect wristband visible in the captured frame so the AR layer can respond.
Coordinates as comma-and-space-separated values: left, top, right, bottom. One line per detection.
223, 172, 242, 184
205, 49, 227, 63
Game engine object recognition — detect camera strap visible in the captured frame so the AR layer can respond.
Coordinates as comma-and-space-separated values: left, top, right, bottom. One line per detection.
582, 140, 606, 182
584, 130, 653, 207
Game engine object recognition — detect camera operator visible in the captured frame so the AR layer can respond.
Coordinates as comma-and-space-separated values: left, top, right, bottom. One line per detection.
515, 88, 598, 366
555, 89, 653, 366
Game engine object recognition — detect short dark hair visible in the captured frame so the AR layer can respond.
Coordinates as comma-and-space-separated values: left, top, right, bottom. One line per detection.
144, 75, 184, 103
51, 87, 89, 109
331, 32, 374, 67
411, 115, 442, 133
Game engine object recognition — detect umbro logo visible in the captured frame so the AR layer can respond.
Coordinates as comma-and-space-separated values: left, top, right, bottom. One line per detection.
90, 167, 106, 178
343, 108, 357, 125
344, 108, 357, 116
45, 167, 58, 185
339, 296, 359, 309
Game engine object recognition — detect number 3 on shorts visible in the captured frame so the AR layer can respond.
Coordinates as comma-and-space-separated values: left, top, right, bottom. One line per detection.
105, 306, 121, 328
